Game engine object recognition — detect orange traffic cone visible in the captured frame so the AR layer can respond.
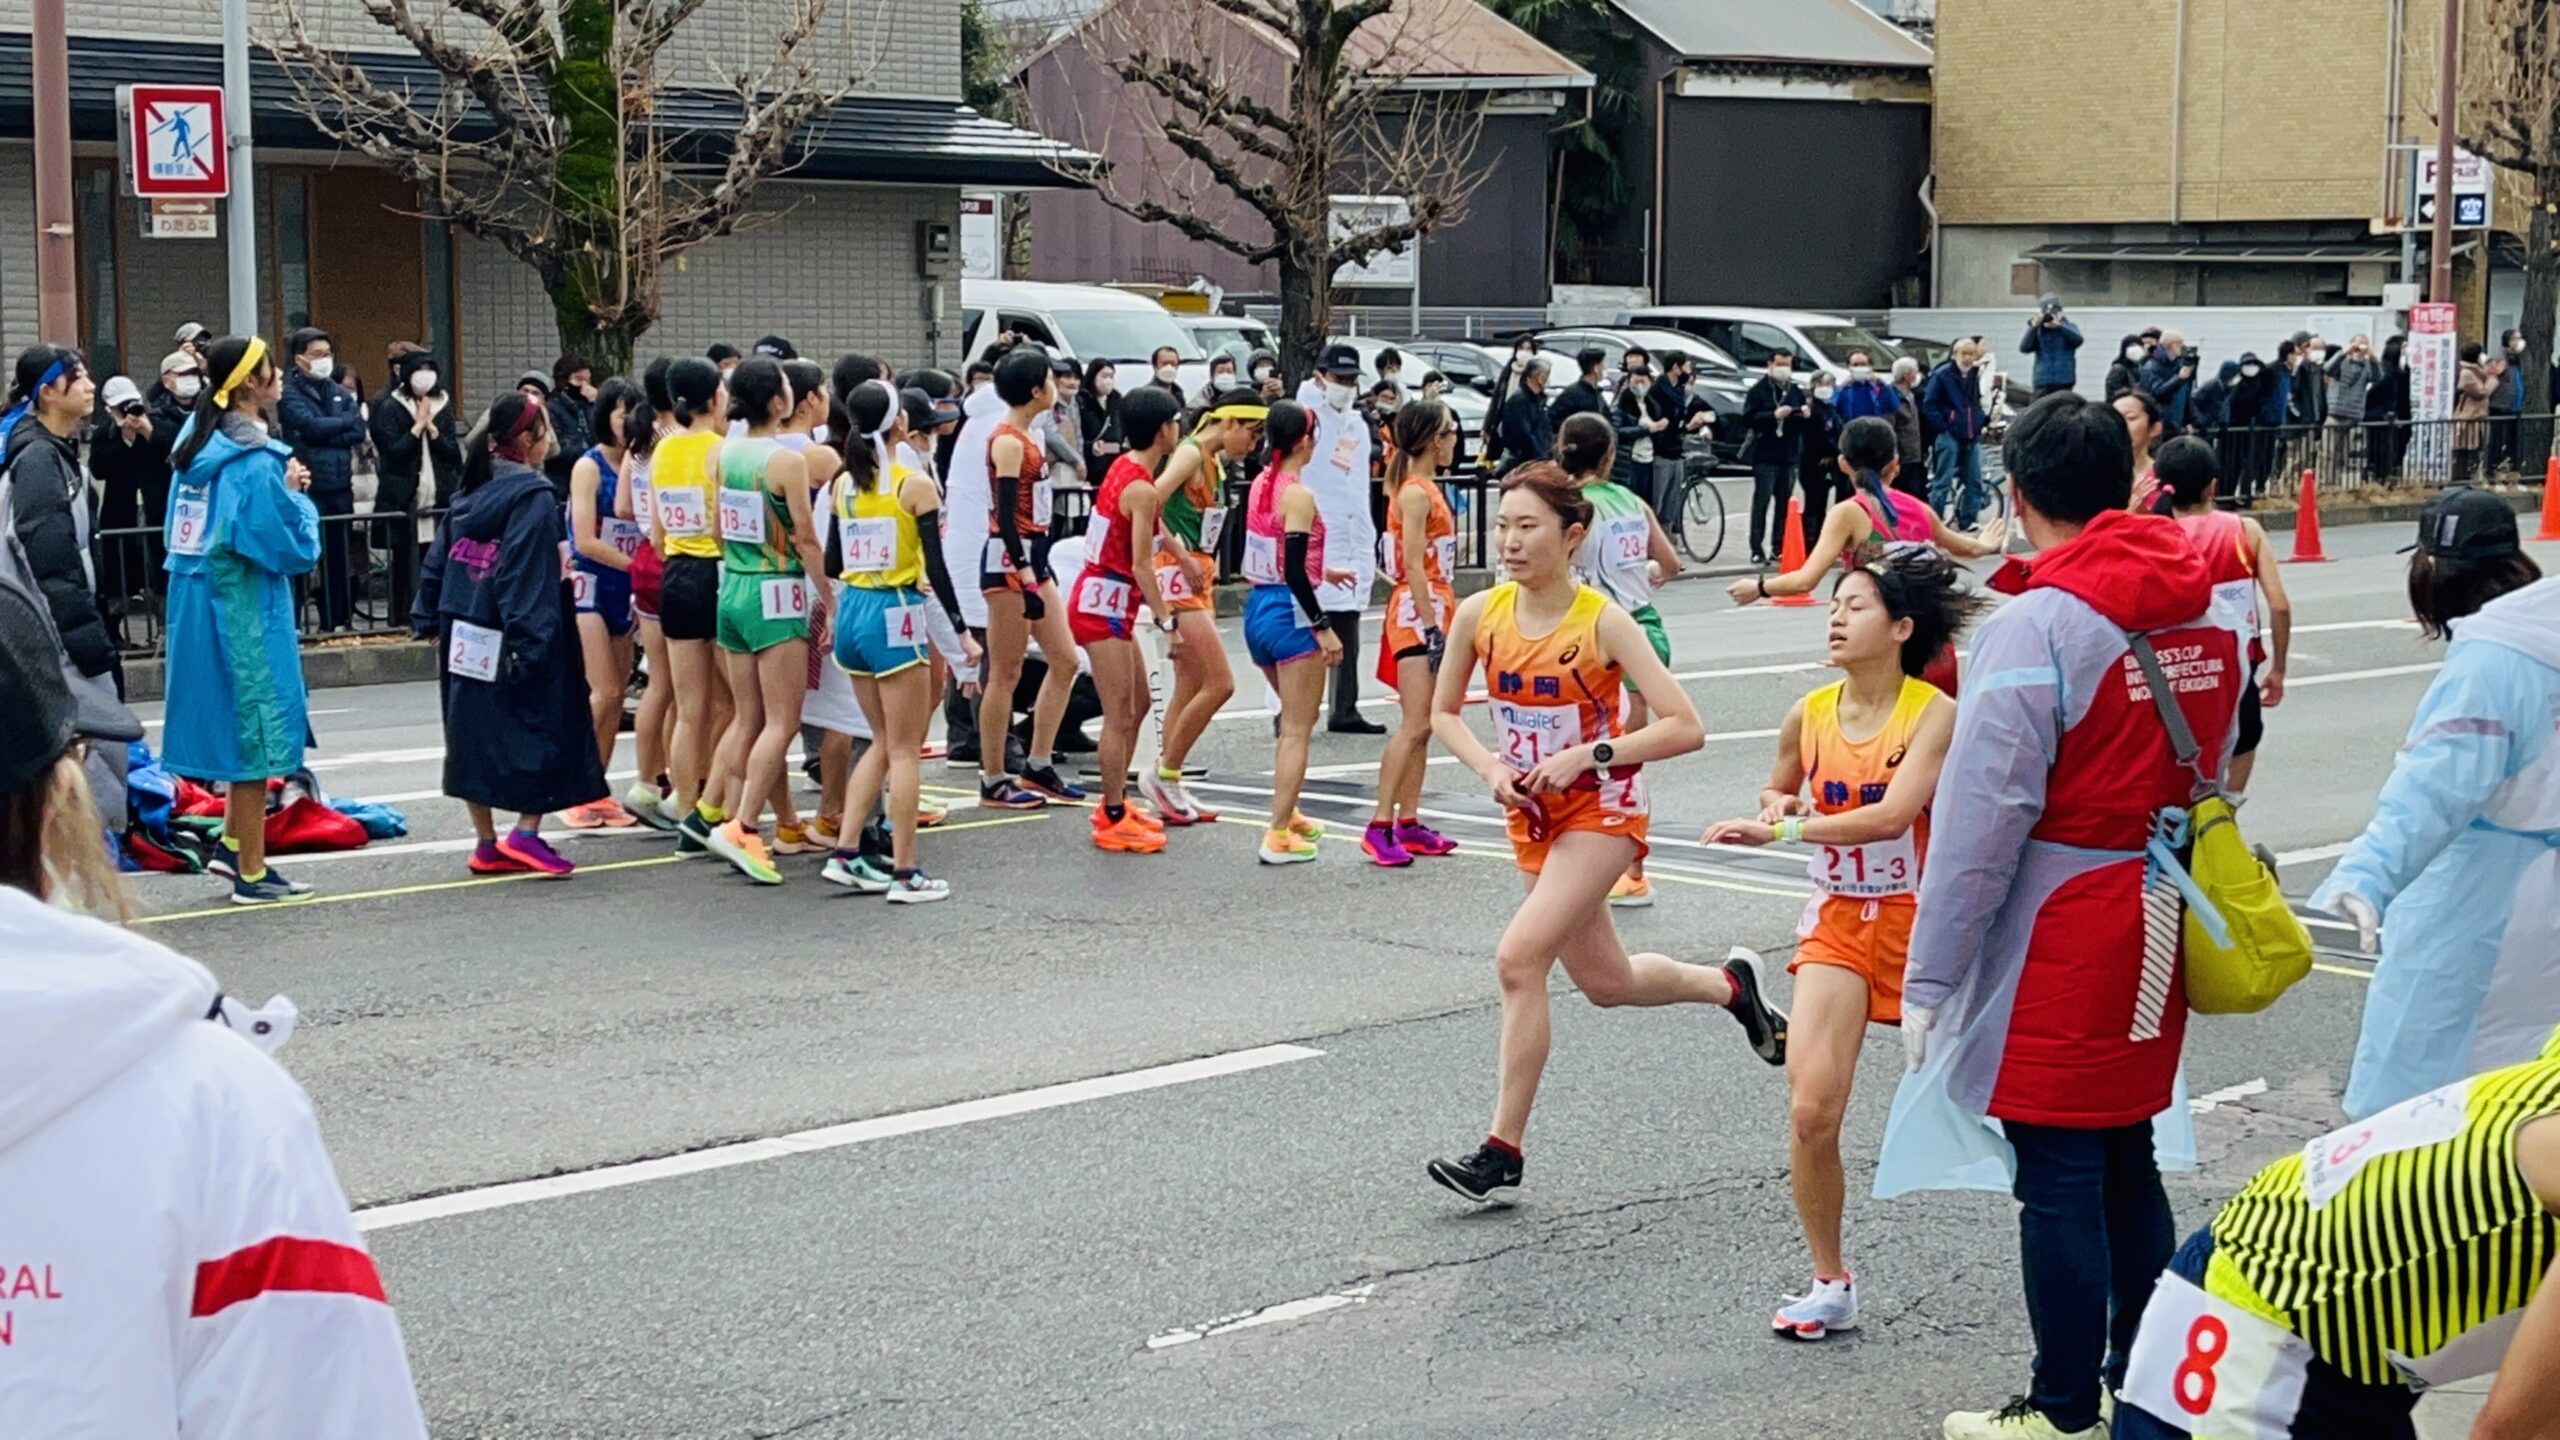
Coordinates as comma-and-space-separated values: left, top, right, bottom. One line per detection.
2289, 468, 2332, 564
2537, 458, 2560, 541
1774, 498, 1818, 606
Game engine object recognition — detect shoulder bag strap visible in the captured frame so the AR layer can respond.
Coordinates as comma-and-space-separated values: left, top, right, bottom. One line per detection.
2120, 628, 2215, 796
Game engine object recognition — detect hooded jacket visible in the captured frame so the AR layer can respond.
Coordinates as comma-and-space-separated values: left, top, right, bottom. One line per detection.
2, 412, 112, 677
2017, 300, 2084, 388
2188, 359, 2242, 434
160, 414, 320, 784
0, 888, 427, 1435
1879, 508, 2241, 1194
368, 352, 460, 517
2311, 576, 2560, 1120
2228, 354, 2282, 430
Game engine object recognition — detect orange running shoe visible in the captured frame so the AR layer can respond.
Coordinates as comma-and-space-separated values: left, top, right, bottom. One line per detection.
1091, 807, 1167, 854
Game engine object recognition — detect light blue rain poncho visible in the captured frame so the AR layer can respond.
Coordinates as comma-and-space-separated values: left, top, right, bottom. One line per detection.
159, 410, 319, 784
2310, 574, 2560, 1120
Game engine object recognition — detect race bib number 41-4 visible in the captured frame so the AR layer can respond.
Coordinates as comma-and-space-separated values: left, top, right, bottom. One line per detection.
2123, 1270, 2310, 1440
841, 517, 897, 574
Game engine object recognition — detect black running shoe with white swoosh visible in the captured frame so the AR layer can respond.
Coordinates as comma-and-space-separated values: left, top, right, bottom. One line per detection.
1426, 1143, 1522, 1207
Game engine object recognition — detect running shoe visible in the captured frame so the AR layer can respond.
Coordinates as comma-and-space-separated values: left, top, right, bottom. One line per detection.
1287, 811, 1325, 841
675, 809, 714, 855
1772, 1276, 1858, 1341
625, 784, 679, 831
978, 776, 1048, 810
1258, 828, 1318, 865
1425, 1142, 1522, 1207
469, 841, 529, 874
1721, 948, 1790, 1066
208, 849, 313, 893
229, 870, 315, 906
708, 821, 783, 885
917, 798, 950, 828
1608, 874, 1655, 908
821, 851, 893, 893
494, 828, 576, 878
1940, 1399, 2102, 1440
1360, 821, 1414, 867
1092, 807, 1167, 854
591, 797, 640, 828
886, 868, 951, 904
808, 816, 842, 849
772, 823, 826, 857
1395, 821, 1457, 857
1141, 770, 1203, 826
1017, 763, 1087, 802
560, 802, 610, 830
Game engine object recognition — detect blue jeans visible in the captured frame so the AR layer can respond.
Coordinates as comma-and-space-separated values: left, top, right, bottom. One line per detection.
2113, 1229, 2419, 1439
1931, 433, 1984, 528
2008, 1120, 2176, 1434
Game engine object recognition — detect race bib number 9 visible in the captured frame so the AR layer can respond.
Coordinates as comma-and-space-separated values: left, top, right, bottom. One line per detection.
2301, 1078, 2471, 1208
168, 492, 211, 557
1811, 832, 1920, 898
2123, 1270, 2309, 1440
1077, 573, 1135, 621
842, 517, 898, 574
759, 577, 807, 621
719, 489, 767, 544
447, 619, 501, 682
1493, 700, 1585, 770
656, 485, 708, 538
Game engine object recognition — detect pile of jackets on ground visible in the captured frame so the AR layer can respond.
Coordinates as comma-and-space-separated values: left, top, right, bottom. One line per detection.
117, 743, 407, 873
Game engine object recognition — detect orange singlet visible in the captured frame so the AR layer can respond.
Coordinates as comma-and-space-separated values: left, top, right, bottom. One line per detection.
1474, 581, 1647, 873
1789, 676, 1936, 1024
1378, 472, 1459, 684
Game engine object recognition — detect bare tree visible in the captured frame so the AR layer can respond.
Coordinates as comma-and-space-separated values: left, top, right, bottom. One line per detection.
2453, 0, 2560, 464
263, 0, 884, 377
1049, 0, 1489, 376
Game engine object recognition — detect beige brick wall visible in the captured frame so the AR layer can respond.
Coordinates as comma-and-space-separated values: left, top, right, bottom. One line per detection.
1935, 0, 2393, 225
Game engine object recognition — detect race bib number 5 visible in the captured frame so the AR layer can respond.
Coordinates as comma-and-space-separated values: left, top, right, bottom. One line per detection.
1811, 832, 1919, 898
1493, 700, 1584, 769
2124, 1270, 2310, 1440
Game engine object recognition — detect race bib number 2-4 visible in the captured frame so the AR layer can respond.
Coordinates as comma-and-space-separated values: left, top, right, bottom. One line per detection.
2123, 1270, 2309, 1440
447, 620, 501, 682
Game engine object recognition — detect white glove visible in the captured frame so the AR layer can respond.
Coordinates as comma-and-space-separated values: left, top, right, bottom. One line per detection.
2331, 893, 2380, 954
1902, 1004, 1935, 1072
213, 993, 300, 1056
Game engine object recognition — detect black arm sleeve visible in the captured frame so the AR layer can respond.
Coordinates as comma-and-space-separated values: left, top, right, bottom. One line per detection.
1282, 530, 1324, 625
915, 509, 965, 626
993, 475, 1027, 568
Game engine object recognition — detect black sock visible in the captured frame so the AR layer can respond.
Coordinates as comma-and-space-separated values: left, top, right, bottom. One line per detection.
1104, 802, 1125, 822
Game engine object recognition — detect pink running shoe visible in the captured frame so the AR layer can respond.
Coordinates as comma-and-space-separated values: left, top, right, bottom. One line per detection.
494, 827, 576, 877
1396, 821, 1458, 857
1361, 820, 1414, 868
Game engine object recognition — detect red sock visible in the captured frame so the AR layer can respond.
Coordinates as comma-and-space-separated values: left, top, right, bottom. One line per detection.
1719, 965, 1747, 1010
1484, 1134, 1522, 1160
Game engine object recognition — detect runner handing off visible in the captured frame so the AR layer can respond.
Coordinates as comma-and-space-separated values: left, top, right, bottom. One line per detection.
1702, 546, 1986, 1339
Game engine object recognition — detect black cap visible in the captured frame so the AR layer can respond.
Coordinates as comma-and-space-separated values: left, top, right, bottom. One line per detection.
1318, 343, 1362, 378
1050, 355, 1079, 376
2406, 485, 2521, 561
0, 583, 142, 795
753, 335, 799, 361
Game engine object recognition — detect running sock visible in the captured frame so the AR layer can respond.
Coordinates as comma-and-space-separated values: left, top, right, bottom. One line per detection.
238, 868, 266, 884
894, 867, 917, 881
1483, 1135, 1522, 1161
1157, 764, 1182, 782
1719, 965, 1750, 1010
1104, 802, 1125, 823
695, 801, 727, 824
220, 833, 242, 855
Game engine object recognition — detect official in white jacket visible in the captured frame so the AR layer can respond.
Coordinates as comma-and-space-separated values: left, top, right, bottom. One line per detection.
0, 583, 427, 1436
1299, 345, 1383, 734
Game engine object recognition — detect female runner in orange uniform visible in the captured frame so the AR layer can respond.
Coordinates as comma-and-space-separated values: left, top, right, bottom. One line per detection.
1422, 462, 1790, 1207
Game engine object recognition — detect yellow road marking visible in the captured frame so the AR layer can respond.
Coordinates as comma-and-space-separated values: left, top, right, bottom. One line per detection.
2312, 962, 2372, 982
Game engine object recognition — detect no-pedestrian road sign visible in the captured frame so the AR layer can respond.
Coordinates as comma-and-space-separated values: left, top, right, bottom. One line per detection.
119, 85, 228, 199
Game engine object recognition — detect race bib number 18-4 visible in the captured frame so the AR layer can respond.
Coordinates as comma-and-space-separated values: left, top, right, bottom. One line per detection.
719, 489, 767, 544
2123, 1270, 2309, 1440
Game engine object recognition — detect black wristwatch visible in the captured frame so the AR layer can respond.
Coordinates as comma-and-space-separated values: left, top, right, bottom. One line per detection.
1755, 575, 1769, 600
1591, 740, 1615, 768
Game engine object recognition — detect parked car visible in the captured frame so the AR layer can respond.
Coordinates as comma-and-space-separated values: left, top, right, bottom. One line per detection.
1526, 326, 1750, 466
960, 279, 1210, 396
1617, 306, 1897, 385
1325, 335, 1491, 464
1177, 313, 1273, 371
1400, 340, 1510, 397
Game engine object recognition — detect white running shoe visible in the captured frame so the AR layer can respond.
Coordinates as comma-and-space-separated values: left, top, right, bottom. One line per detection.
1141, 769, 1202, 826
1772, 1275, 1858, 1340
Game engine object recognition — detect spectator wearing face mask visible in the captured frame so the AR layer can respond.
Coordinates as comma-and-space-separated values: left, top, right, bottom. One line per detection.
369, 350, 460, 617
1496, 354, 1555, 476
88, 372, 175, 641
1799, 368, 1845, 549
1609, 350, 1665, 504
1831, 349, 1897, 425
1147, 345, 1184, 400
276, 327, 365, 632
1483, 336, 1540, 465
1742, 354, 1809, 564
1080, 358, 1123, 480
1246, 349, 1283, 401
2226, 348, 2283, 505
1887, 356, 1928, 496
2018, 294, 2083, 397
2376, 333, 2413, 477
2139, 330, 2195, 432
2486, 328, 2526, 476
2103, 334, 2149, 401
543, 354, 597, 498
1373, 347, 1406, 408
2324, 334, 2381, 482
2188, 357, 2240, 439
1298, 345, 1383, 735
2455, 340, 2497, 482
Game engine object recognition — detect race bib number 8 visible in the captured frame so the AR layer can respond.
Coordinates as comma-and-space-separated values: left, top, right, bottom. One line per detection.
2124, 1270, 2310, 1440
2301, 1078, 2471, 1208
759, 577, 807, 621
169, 492, 211, 557
447, 619, 501, 682
1493, 701, 1585, 770
842, 517, 897, 574
719, 489, 767, 544
1811, 832, 1920, 898
657, 486, 708, 537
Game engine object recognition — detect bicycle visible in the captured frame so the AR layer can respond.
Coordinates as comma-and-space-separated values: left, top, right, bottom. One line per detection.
1660, 452, 1729, 565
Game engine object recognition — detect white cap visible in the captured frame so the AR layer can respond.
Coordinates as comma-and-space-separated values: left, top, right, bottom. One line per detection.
100, 376, 143, 409
160, 350, 198, 376
174, 322, 210, 346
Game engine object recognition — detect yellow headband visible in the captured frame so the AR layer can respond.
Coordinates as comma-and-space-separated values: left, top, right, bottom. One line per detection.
1204, 402, 1268, 424
214, 337, 267, 408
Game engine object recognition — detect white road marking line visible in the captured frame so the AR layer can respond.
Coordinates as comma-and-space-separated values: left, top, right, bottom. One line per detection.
2288, 662, 2441, 688
2289, 619, 2418, 634
354, 1043, 1325, 1232
2190, 1078, 2268, 1114
2275, 841, 2351, 865
1146, 1284, 1376, 1350
246, 826, 672, 867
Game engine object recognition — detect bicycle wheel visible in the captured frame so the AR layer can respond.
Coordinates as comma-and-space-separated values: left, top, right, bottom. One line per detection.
1678, 466, 1727, 565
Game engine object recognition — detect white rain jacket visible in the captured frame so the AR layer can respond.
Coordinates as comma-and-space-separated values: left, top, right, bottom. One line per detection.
1295, 379, 1376, 612
2311, 575, 2560, 1120
0, 888, 427, 1436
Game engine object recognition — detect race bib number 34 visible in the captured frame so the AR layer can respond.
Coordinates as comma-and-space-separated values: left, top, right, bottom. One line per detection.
2124, 1270, 2310, 1440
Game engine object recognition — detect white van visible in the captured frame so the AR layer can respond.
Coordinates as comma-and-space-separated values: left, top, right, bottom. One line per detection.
1616, 305, 1898, 383
958, 280, 1210, 396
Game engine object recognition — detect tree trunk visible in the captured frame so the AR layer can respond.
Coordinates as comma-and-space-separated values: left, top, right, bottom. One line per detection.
1276, 253, 1328, 389
545, 0, 639, 376
561, 307, 640, 383
2522, 194, 2558, 475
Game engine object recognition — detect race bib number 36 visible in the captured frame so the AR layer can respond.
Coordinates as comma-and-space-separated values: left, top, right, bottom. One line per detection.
1493, 701, 1585, 770
2124, 1270, 2309, 1440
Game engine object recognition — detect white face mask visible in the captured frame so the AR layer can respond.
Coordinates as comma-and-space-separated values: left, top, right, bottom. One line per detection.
1155, 364, 1180, 385
171, 375, 202, 401
1813, 384, 1835, 400
306, 356, 334, 381
1096, 376, 1116, 397
2308, 348, 2328, 364
1324, 381, 1356, 411
2124, 346, 2145, 362
1251, 365, 1273, 382
811, 423, 831, 446
1379, 372, 1400, 388
409, 370, 437, 396
2242, 364, 2262, 377
1849, 365, 1872, 382
1627, 378, 1650, 395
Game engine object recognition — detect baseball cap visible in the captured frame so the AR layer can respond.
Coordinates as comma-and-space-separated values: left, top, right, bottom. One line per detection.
1318, 343, 1363, 378
0, 584, 142, 795
160, 350, 199, 377
174, 321, 209, 347
1049, 355, 1079, 377
2405, 485, 2521, 561
101, 377, 143, 410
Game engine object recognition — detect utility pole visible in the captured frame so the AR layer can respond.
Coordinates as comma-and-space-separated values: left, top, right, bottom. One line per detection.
2428, 0, 2460, 304
31, 0, 76, 341
223, 0, 259, 336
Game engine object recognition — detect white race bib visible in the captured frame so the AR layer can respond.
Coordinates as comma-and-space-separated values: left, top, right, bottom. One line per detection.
1157, 564, 1194, 603
842, 517, 898, 574
1242, 530, 1281, 585
603, 518, 645, 559
656, 485, 709, 538
759, 576, 807, 622
1597, 767, 1646, 817
883, 601, 925, 649
1076, 573, 1135, 621
1197, 505, 1228, 554
1086, 515, 1112, 571
1033, 478, 1055, 528
2123, 1270, 2310, 1440
1605, 514, 1649, 569
1810, 832, 1920, 898
2301, 1078, 2471, 1208
1433, 533, 1458, 581
1492, 700, 1585, 771
630, 474, 656, 528
447, 619, 500, 682
557, 540, 574, 581
572, 570, 596, 610
718, 488, 767, 544
168, 491, 210, 557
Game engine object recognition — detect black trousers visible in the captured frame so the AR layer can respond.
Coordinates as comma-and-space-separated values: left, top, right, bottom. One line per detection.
307, 484, 355, 630
1749, 461, 1793, 560
1326, 609, 1364, 724
1798, 458, 1844, 549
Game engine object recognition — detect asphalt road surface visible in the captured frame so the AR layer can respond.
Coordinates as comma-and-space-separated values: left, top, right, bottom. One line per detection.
124, 515, 2554, 1439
